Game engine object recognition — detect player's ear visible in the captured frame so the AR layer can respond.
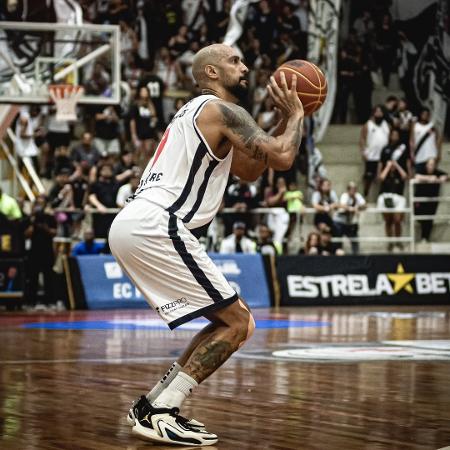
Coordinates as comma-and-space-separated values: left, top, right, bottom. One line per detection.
205, 64, 219, 80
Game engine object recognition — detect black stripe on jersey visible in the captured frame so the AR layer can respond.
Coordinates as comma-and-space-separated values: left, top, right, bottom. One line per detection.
182, 158, 219, 223
168, 214, 224, 303
167, 142, 208, 214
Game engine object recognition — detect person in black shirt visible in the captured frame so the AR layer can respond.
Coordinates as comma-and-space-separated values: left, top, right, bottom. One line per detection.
25, 195, 57, 304
414, 158, 448, 241
377, 129, 410, 250
93, 105, 121, 157
319, 230, 345, 256
137, 72, 165, 129
255, 224, 278, 256
129, 87, 159, 165
88, 164, 120, 238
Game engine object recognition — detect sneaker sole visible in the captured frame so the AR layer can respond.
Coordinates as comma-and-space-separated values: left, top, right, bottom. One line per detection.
132, 421, 218, 446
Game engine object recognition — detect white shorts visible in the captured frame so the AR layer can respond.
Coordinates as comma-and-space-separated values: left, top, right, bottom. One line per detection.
108, 198, 238, 329
377, 193, 407, 211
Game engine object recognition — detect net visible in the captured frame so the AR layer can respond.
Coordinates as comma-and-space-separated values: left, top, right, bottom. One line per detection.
48, 84, 84, 122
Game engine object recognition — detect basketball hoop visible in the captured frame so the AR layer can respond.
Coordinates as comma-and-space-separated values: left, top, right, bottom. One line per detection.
48, 84, 84, 122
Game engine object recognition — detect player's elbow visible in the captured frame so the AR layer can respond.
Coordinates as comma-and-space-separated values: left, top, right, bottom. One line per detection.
271, 153, 294, 171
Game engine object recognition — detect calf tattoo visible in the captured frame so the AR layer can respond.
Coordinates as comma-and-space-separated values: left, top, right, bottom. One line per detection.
219, 103, 270, 165
188, 340, 233, 382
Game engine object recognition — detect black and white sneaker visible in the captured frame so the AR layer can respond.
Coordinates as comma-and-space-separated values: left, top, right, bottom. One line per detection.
129, 396, 218, 446
126, 396, 206, 430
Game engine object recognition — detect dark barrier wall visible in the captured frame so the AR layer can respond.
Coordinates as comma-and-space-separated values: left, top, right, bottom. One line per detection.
277, 255, 450, 306
74, 253, 270, 310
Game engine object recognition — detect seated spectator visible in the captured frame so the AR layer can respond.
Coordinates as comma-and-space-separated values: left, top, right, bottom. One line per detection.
71, 229, 105, 256
311, 178, 339, 232
115, 148, 139, 185
255, 224, 280, 256
334, 182, 366, 254
219, 222, 256, 254
299, 231, 320, 255
116, 173, 141, 207
0, 188, 22, 221
88, 164, 120, 238
319, 230, 345, 256
53, 146, 74, 177
414, 158, 448, 242
257, 96, 278, 131
377, 128, 409, 251
48, 168, 75, 236
71, 132, 102, 172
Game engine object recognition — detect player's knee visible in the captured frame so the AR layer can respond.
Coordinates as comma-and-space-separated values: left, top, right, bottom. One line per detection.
232, 308, 255, 347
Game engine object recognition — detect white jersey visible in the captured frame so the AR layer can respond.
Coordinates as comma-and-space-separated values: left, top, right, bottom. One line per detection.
134, 94, 233, 230
364, 119, 390, 161
15, 110, 39, 158
414, 121, 438, 164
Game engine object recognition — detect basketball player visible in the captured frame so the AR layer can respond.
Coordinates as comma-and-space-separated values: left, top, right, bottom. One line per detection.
109, 43, 304, 446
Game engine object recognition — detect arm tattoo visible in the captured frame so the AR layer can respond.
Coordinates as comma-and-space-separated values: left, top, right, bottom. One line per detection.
219, 103, 270, 164
187, 340, 233, 382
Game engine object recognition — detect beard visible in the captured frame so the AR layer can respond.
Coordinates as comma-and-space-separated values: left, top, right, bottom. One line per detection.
226, 78, 249, 103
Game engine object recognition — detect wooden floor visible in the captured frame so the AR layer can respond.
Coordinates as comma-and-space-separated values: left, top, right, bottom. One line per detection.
1, 305, 450, 450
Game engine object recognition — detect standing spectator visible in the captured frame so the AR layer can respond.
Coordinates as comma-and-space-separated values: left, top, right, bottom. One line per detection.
410, 107, 442, 173
360, 105, 390, 197
129, 87, 159, 165
93, 105, 121, 157
353, 9, 374, 44
15, 108, 40, 167
137, 71, 165, 129
414, 158, 448, 242
334, 182, 366, 254
219, 222, 255, 254
45, 105, 71, 173
299, 231, 320, 255
333, 48, 357, 124
264, 177, 290, 247
383, 95, 399, 127
396, 98, 414, 145
374, 13, 398, 87
115, 149, 139, 185
377, 129, 409, 251
353, 44, 373, 124
25, 195, 56, 304
0, 188, 22, 220
255, 224, 279, 256
71, 229, 104, 256
311, 178, 339, 232
250, 0, 277, 53
88, 164, 120, 238
397, 32, 417, 102
277, 3, 301, 40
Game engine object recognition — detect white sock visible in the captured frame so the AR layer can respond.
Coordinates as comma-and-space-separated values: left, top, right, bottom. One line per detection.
146, 362, 182, 402
152, 371, 198, 409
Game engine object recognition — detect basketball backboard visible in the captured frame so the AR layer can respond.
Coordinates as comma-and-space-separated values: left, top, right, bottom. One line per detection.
0, 21, 120, 105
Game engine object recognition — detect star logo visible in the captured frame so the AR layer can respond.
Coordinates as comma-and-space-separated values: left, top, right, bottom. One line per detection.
387, 263, 415, 294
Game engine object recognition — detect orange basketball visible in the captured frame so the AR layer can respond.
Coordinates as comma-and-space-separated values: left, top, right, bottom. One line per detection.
273, 60, 328, 116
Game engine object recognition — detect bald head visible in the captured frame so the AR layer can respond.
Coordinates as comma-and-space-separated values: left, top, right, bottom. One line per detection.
192, 44, 235, 85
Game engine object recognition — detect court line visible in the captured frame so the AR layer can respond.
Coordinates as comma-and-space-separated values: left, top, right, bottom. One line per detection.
1, 356, 176, 365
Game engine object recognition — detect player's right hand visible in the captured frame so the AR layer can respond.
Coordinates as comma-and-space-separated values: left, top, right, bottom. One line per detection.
267, 72, 304, 119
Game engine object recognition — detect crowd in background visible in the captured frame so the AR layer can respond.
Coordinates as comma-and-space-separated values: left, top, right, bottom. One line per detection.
0, 0, 449, 304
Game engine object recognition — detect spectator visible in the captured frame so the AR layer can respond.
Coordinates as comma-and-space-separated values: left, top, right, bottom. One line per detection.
383, 95, 398, 127
311, 178, 339, 232
15, 108, 40, 167
334, 181, 366, 254
0, 188, 22, 220
93, 105, 121, 157
374, 13, 398, 87
359, 105, 390, 197
71, 132, 102, 172
48, 168, 74, 210
257, 96, 277, 131
116, 173, 141, 208
45, 104, 71, 171
277, 3, 301, 40
319, 230, 345, 256
264, 177, 290, 247
250, 0, 277, 53
85, 62, 111, 97
71, 229, 105, 256
129, 86, 159, 164
255, 223, 279, 256
300, 231, 320, 255
410, 107, 442, 173
377, 129, 409, 251
414, 158, 448, 242
219, 222, 256, 254
333, 48, 357, 124
24, 195, 57, 304
53, 146, 74, 176
396, 98, 414, 145
137, 71, 165, 129
353, 9, 374, 44
115, 149, 139, 185
168, 24, 190, 58
224, 178, 257, 233
88, 164, 120, 238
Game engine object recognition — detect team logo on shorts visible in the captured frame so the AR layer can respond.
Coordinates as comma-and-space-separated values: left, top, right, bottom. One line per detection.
157, 297, 189, 315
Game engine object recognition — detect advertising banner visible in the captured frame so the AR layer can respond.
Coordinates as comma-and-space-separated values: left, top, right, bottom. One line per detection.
278, 255, 450, 306
76, 253, 270, 310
